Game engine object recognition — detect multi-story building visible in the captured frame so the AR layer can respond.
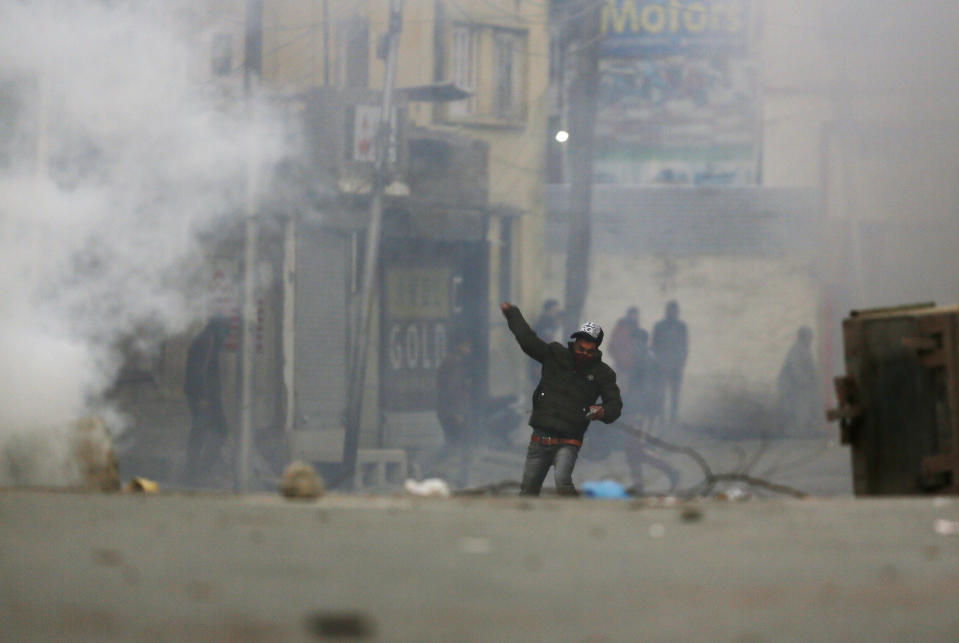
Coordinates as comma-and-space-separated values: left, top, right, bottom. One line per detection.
250, 0, 550, 477
124, 1, 551, 485
543, 0, 959, 436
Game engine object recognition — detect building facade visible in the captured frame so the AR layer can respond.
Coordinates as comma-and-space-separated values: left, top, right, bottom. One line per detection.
255, 0, 551, 476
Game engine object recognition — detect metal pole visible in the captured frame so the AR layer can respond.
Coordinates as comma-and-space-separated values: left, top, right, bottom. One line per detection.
35, 19, 50, 179
32, 0, 51, 285
563, 0, 601, 334
237, 0, 264, 493
343, 0, 404, 489
323, 0, 330, 86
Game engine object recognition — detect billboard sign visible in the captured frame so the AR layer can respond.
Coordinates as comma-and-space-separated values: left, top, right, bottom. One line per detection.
600, 0, 750, 57
594, 0, 757, 185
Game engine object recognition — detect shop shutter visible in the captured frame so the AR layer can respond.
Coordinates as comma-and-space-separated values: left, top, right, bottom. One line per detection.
292, 228, 349, 461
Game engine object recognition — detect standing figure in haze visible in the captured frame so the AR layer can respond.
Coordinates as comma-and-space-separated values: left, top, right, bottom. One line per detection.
608, 306, 649, 391
532, 298, 563, 342
777, 326, 822, 436
529, 298, 563, 390
623, 340, 679, 493
183, 316, 231, 485
580, 305, 647, 460
501, 302, 622, 496
652, 300, 688, 426
434, 333, 475, 487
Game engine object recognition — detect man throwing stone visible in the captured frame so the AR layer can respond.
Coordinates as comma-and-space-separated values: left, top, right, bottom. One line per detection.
501, 302, 622, 496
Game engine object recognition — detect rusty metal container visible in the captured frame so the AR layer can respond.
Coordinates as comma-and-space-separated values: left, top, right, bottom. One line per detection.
830, 303, 959, 495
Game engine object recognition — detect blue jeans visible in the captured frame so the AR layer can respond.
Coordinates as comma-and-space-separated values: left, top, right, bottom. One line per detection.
520, 438, 580, 496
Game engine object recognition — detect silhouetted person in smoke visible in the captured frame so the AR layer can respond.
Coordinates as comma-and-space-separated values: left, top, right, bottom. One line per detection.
608, 306, 649, 389
532, 298, 563, 342
777, 326, 822, 437
183, 316, 231, 485
434, 333, 475, 487
623, 341, 679, 493
580, 306, 647, 462
652, 300, 688, 426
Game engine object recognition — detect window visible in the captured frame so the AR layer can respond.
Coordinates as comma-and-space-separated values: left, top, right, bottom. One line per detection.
449, 24, 478, 117
344, 16, 369, 88
446, 23, 527, 124
493, 30, 524, 120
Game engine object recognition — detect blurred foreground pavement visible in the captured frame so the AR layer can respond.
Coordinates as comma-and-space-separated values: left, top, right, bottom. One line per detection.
2, 489, 959, 641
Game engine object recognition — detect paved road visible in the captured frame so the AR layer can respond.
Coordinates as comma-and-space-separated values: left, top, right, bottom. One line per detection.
3, 489, 958, 641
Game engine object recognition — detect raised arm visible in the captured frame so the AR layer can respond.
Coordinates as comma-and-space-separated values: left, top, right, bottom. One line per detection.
500, 302, 550, 363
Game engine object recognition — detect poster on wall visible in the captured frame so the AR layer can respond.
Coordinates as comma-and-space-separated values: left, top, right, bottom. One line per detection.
595, 0, 758, 186
380, 265, 452, 411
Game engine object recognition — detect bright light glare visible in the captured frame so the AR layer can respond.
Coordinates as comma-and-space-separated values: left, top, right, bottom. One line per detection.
555, 130, 569, 143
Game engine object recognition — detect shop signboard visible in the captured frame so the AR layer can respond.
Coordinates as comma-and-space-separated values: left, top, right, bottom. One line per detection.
600, 0, 750, 57
380, 265, 452, 411
594, 0, 757, 186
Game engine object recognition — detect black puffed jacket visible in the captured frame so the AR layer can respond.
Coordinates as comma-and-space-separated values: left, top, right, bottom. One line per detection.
504, 305, 622, 441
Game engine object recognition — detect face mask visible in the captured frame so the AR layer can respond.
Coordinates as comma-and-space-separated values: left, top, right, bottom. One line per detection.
573, 352, 592, 368
573, 346, 597, 368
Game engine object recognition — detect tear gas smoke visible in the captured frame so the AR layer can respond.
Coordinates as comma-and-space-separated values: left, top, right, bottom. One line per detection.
0, 1, 284, 483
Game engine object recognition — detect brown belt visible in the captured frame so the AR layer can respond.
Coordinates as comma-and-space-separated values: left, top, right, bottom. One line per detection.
531, 434, 582, 448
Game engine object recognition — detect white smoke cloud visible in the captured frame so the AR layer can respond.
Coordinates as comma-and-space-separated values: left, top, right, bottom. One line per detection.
0, 1, 284, 471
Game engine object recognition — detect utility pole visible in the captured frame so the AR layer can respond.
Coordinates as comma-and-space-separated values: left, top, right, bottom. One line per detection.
343, 0, 404, 488
563, 0, 602, 335
236, 0, 263, 493
322, 0, 331, 86
33, 0, 51, 284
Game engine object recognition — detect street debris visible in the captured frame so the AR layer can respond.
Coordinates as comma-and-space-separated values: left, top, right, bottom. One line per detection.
91, 548, 124, 567
123, 477, 158, 493
403, 477, 451, 498
644, 495, 681, 507
305, 611, 376, 639
583, 479, 629, 498
648, 523, 666, 539
458, 536, 492, 554
714, 483, 751, 501
280, 461, 324, 500
614, 421, 810, 499
933, 518, 959, 536
680, 504, 704, 522
454, 480, 521, 497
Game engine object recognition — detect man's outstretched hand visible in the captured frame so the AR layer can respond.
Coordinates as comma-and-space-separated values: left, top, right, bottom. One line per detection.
500, 301, 513, 314
586, 405, 605, 421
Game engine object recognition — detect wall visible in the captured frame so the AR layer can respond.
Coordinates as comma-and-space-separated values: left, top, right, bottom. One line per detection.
545, 185, 824, 431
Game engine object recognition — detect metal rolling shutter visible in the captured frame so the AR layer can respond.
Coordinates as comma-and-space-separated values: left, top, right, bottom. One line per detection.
292, 227, 348, 461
